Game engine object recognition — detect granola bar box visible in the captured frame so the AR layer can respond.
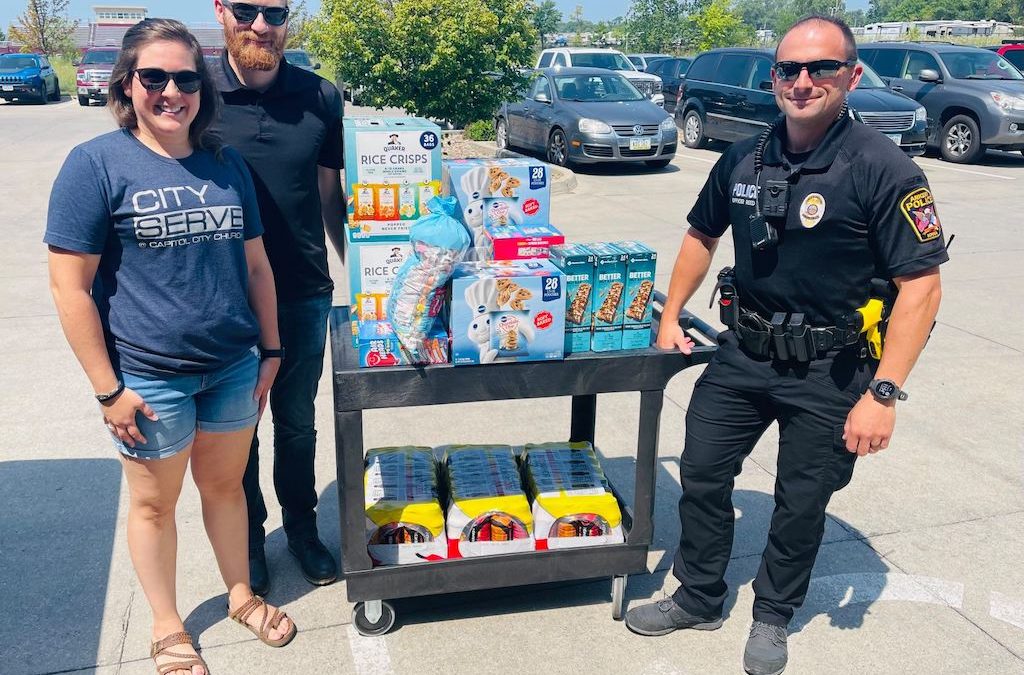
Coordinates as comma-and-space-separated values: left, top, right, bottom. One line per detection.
549, 243, 596, 354
450, 260, 565, 366
344, 116, 443, 242
585, 243, 627, 352
612, 241, 657, 350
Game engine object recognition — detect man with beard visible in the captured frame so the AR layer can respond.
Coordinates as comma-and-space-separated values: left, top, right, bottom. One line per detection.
209, 0, 345, 595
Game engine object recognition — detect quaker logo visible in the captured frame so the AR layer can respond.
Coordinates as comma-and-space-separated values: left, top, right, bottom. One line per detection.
542, 275, 561, 301
529, 165, 547, 190
383, 134, 406, 152
385, 247, 406, 265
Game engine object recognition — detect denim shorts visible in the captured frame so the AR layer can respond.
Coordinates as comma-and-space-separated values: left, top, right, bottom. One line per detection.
112, 347, 260, 461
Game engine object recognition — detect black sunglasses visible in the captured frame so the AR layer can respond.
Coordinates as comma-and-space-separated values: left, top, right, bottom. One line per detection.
133, 68, 203, 94
222, 0, 290, 26
773, 59, 856, 81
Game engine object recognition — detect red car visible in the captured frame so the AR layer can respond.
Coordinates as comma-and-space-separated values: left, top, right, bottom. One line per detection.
75, 47, 119, 106
986, 42, 1024, 73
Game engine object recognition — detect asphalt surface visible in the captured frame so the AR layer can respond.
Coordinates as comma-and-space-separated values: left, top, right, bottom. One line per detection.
2, 96, 1024, 675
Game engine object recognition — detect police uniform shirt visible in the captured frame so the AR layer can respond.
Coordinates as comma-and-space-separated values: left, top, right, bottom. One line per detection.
688, 114, 949, 326
208, 51, 344, 302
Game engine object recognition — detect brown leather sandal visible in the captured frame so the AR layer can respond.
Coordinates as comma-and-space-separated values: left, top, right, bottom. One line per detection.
150, 631, 208, 675
228, 595, 297, 648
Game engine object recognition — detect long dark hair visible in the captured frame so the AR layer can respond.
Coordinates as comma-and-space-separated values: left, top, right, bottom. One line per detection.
107, 18, 219, 152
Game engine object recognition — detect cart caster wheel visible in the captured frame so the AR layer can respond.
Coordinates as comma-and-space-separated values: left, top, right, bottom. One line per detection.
352, 600, 396, 636
611, 575, 627, 621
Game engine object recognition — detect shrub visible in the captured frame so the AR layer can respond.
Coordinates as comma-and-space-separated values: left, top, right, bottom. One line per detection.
465, 119, 496, 141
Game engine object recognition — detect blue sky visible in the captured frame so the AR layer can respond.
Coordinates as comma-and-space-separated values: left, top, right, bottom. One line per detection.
3, 0, 869, 33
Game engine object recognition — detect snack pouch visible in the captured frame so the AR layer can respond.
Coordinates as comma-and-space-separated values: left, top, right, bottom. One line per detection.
387, 196, 470, 361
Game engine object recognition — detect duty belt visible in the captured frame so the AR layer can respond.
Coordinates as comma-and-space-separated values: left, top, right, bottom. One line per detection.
733, 309, 864, 362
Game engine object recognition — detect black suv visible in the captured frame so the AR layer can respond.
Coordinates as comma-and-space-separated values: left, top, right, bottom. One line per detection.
677, 48, 927, 156
859, 42, 1024, 163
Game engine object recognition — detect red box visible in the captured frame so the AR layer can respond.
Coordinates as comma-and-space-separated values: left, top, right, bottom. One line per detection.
485, 222, 565, 260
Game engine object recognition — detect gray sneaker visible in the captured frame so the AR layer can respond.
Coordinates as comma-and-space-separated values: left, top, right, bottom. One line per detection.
624, 597, 723, 636
743, 621, 788, 675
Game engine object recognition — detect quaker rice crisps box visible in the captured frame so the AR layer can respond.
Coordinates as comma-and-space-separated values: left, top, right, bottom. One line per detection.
344, 117, 442, 242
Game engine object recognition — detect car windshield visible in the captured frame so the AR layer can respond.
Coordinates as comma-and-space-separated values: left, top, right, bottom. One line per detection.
1002, 50, 1024, 71
554, 74, 644, 102
570, 52, 635, 71
82, 51, 119, 65
0, 56, 37, 71
939, 50, 1023, 80
855, 60, 887, 89
285, 51, 311, 66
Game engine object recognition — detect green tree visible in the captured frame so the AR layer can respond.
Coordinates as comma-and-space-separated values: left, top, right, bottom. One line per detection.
844, 8, 867, 26
0, 27, 6, 42
9, 0, 78, 56
286, 0, 311, 48
569, 4, 585, 45
528, 0, 561, 49
682, 0, 754, 50
734, 0, 776, 33
626, 0, 685, 52
308, 0, 534, 128
771, 0, 837, 39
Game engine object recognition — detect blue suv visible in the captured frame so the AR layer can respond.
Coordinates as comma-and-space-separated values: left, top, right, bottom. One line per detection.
0, 53, 60, 104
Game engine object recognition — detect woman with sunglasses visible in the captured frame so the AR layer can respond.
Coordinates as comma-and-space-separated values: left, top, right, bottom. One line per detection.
46, 18, 296, 675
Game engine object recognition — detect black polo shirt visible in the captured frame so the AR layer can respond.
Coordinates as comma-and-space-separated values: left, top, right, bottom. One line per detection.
688, 115, 949, 326
208, 51, 344, 302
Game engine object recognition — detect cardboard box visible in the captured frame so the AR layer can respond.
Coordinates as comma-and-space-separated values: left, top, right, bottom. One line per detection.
344, 117, 442, 242
450, 260, 565, 366
484, 220, 564, 260
586, 243, 628, 352
444, 159, 551, 258
613, 241, 657, 350
357, 319, 449, 368
347, 241, 413, 321
549, 243, 596, 354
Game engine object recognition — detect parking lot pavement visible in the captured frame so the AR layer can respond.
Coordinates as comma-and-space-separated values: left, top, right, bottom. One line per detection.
3, 98, 1024, 674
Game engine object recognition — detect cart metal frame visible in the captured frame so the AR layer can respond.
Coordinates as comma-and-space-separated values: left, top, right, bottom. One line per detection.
330, 295, 718, 635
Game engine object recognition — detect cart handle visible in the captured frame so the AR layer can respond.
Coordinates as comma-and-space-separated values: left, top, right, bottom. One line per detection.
652, 290, 720, 346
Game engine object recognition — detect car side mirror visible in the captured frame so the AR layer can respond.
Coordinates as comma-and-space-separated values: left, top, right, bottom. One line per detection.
535, 92, 551, 104
919, 69, 941, 83
73, 60, 81, 67
314, 63, 321, 70
758, 80, 773, 91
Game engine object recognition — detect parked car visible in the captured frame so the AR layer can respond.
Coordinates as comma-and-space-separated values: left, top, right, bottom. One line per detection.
627, 53, 671, 72
284, 49, 320, 72
76, 47, 119, 106
495, 67, 677, 169
985, 42, 1024, 72
676, 48, 927, 156
0, 53, 60, 104
859, 42, 1024, 162
535, 48, 665, 107
647, 56, 692, 114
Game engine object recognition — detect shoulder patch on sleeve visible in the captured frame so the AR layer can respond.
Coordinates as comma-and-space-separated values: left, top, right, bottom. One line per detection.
899, 187, 942, 243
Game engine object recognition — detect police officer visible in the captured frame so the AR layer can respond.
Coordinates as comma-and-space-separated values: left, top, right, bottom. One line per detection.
624, 16, 947, 675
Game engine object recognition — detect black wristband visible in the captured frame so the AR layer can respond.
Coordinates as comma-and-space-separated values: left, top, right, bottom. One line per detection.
95, 381, 125, 403
259, 345, 285, 360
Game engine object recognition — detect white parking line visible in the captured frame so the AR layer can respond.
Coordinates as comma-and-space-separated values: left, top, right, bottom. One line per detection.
346, 625, 395, 675
990, 591, 1024, 631
680, 154, 718, 164
915, 160, 1016, 180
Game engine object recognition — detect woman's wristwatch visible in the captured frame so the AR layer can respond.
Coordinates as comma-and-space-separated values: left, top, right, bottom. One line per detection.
259, 345, 285, 360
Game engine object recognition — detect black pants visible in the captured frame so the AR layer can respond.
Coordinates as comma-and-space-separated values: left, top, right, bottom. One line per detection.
671, 330, 875, 627
243, 294, 332, 547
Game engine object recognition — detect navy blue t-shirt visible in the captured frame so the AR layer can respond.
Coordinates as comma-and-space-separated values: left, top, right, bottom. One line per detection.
45, 128, 264, 376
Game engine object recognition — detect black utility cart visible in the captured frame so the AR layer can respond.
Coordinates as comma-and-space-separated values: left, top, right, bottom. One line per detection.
330, 294, 719, 636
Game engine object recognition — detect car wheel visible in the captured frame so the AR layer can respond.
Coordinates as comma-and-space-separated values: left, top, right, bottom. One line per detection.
940, 114, 983, 164
645, 158, 672, 169
495, 117, 509, 151
78, 95, 89, 106
36, 86, 47, 104
49, 78, 60, 101
682, 110, 707, 149
547, 128, 570, 167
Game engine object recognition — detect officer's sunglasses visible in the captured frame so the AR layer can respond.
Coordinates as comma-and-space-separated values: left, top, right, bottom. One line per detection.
773, 59, 856, 81
133, 68, 202, 94
221, 0, 290, 26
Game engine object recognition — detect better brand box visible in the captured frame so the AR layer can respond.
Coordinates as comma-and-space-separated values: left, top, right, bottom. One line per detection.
613, 241, 657, 350
450, 260, 565, 365
549, 243, 596, 354
484, 221, 564, 260
344, 117, 442, 242
444, 159, 551, 257
586, 243, 627, 352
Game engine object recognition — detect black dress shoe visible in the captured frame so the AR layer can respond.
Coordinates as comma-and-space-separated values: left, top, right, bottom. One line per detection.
249, 545, 270, 597
287, 535, 338, 586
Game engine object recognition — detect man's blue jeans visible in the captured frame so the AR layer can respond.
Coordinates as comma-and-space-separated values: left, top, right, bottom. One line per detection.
243, 293, 332, 546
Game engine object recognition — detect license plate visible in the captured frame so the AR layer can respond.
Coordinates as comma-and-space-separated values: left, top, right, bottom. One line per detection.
1, 86, 13, 92
629, 138, 652, 151
886, 133, 902, 144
